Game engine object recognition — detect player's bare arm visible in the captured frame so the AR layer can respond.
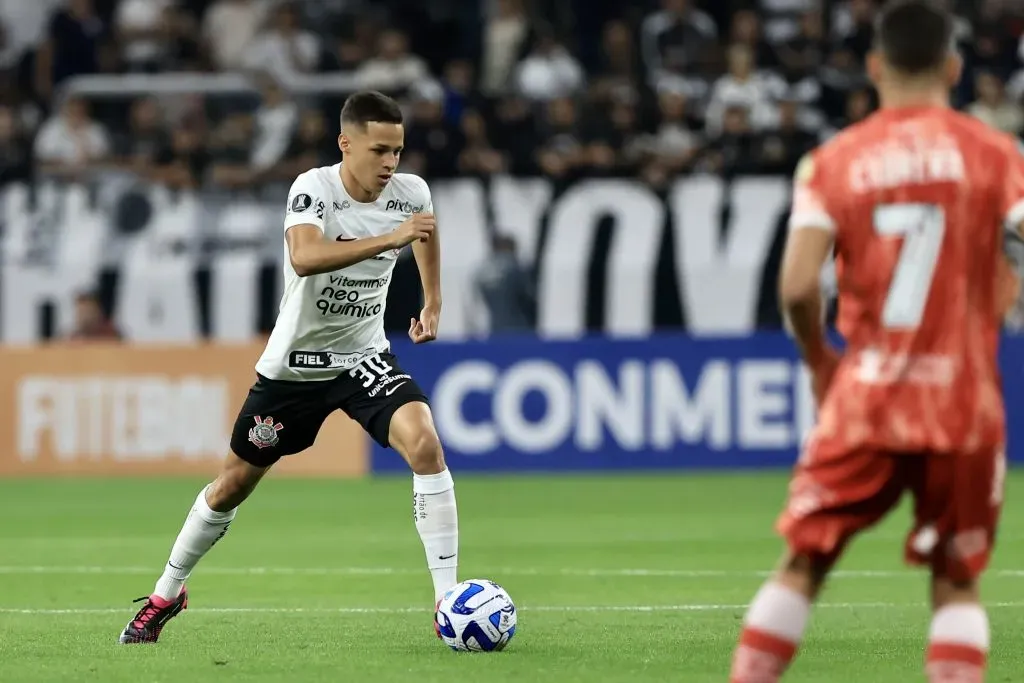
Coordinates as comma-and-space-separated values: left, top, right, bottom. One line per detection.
779, 224, 839, 403
779, 227, 833, 363
410, 211, 441, 344
286, 214, 435, 277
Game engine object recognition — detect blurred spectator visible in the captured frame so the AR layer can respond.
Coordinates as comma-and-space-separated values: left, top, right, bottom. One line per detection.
818, 46, 869, 124
649, 91, 702, 175
158, 125, 209, 189
0, 16, 15, 83
203, 0, 273, 72
702, 105, 759, 176
777, 11, 826, 83
0, 64, 41, 136
641, 0, 718, 84
249, 78, 299, 178
843, 87, 876, 128
328, 32, 369, 72
489, 95, 537, 175
590, 20, 646, 106
208, 113, 254, 189
705, 44, 786, 136
757, 0, 817, 44
0, 0, 62, 80
35, 0, 108, 101
324, 15, 378, 71
514, 27, 585, 102
242, 3, 321, 82
114, 97, 173, 177
535, 97, 584, 179
69, 291, 122, 341
33, 97, 110, 179
278, 109, 333, 180
115, 0, 180, 72
403, 85, 461, 178
970, 27, 1017, 82
355, 29, 431, 93
479, 0, 530, 96
583, 99, 647, 176
167, 6, 204, 71
754, 98, 817, 175
0, 104, 31, 185
473, 234, 535, 333
834, 0, 876, 62
440, 60, 478, 127
458, 110, 506, 176
968, 71, 1024, 136
729, 10, 780, 71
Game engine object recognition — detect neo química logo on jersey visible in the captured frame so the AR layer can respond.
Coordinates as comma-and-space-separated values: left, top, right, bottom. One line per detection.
315, 275, 387, 318
430, 358, 818, 456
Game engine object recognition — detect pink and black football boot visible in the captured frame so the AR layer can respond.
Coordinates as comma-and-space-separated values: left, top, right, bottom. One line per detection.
434, 598, 443, 639
118, 587, 188, 644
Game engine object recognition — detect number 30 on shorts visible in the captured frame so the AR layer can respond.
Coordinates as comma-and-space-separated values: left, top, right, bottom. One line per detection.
873, 203, 946, 329
349, 354, 394, 388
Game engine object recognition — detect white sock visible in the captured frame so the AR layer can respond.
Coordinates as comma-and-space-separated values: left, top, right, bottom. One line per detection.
413, 469, 458, 602
926, 604, 989, 683
744, 582, 812, 643
152, 485, 236, 600
730, 582, 812, 682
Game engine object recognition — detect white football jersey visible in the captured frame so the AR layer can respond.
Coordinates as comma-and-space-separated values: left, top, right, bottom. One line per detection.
255, 163, 432, 381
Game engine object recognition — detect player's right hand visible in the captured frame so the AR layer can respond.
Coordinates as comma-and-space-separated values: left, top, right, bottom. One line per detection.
391, 213, 435, 248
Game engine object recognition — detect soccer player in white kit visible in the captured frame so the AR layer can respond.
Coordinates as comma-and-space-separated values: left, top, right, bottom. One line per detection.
119, 91, 458, 643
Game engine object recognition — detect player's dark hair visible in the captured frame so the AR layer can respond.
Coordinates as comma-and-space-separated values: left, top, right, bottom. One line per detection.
339, 91, 403, 131
875, 0, 953, 75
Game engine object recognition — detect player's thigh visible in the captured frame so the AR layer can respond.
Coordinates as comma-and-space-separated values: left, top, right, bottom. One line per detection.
905, 448, 1005, 583
777, 438, 905, 567
331, 352, 432, 449
229, 374, 333, 467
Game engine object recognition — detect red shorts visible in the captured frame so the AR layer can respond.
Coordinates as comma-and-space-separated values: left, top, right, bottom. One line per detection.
777, 437, 1006, 582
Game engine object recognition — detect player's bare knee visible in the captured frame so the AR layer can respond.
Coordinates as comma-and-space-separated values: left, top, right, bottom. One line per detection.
207, 453, 266, 511
404, 431, 445, 475
776, 552, 831, 599
931, 574, 979, 610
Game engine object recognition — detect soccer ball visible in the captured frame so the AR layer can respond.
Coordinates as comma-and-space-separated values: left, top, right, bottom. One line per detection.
435, 579, 517, 652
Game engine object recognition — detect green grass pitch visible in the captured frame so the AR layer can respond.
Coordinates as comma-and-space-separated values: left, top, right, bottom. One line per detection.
2, 472, 1024, 682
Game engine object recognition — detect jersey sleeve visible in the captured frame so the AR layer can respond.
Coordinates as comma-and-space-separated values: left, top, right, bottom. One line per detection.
1001, 140, 1024, 229
283, 172, 328, 232
788, 152, 837, 234
413, 175, 433, 214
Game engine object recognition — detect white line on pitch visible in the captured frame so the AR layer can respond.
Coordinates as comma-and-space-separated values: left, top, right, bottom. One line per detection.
3, 602, 1024, 616
1, 566, 1024, 579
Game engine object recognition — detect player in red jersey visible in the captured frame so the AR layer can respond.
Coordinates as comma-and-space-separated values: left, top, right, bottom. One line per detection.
728, 2, 1024, 682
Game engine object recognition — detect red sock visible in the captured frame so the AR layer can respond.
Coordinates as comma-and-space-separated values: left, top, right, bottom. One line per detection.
926, 644, 986, 683
926, 604, 989, 683
730, 628, 798, 683
729, 583, 809, 683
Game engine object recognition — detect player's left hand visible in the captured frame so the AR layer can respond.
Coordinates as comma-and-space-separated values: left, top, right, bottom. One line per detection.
409, 306, 440, 344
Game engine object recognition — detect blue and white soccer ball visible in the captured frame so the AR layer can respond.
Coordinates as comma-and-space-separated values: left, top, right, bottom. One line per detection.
435, 579, 517, 652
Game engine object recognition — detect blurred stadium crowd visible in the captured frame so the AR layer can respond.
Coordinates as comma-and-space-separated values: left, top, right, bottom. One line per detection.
2, 0, 1023, 191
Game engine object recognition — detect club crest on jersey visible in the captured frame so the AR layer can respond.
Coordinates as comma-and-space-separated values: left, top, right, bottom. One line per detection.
248, 416, 283, 449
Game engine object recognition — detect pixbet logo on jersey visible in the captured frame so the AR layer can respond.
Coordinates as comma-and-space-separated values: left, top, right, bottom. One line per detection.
385, 199, 424, 213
